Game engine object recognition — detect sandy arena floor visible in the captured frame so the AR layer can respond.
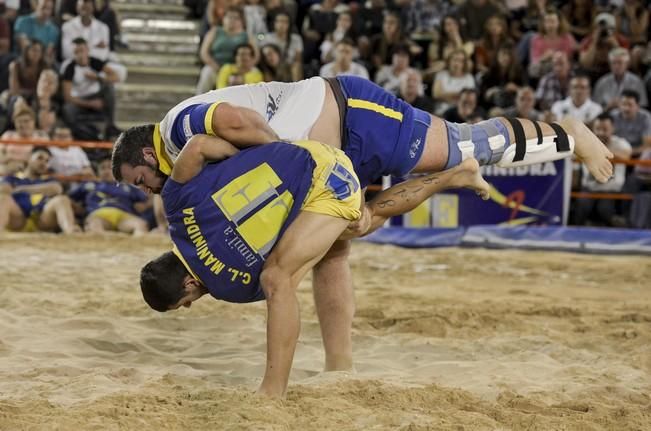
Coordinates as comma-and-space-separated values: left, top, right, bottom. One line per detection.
0, 233, 650, 430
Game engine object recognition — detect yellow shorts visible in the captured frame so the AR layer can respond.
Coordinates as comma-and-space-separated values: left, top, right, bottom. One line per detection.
294, 140, 361, 222
88, 207, 132, 230
10, 216, 39, 232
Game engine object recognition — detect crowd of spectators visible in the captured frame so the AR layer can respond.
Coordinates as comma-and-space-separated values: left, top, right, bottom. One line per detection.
2, 0, 651, 233
0, 0, 125, 149
0, 0, 148, 234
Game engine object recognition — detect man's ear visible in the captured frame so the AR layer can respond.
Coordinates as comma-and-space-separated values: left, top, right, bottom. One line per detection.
183, 276, 203, 292
142, 147, 158, 165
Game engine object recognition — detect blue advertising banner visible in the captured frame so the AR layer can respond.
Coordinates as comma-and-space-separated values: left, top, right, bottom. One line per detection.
396, 159, 572, 228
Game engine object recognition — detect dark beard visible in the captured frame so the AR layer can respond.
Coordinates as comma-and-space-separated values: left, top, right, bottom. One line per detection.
143, 159, 168, 194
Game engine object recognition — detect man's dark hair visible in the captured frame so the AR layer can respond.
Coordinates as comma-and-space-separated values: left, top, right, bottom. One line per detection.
140, 251, 189, 312
621, 89, 640, 104
32, 146, 51, 156
571, 72, 592, 83
595, 112, 613, 123
335, 37, 355, 48
111, 124, 156, 181
391, 43, 410, 58
233, 43, 255, 57
72, 37, 87, 45
459, 87, 479, 98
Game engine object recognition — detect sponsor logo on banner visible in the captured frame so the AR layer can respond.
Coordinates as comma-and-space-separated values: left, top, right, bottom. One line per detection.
396, 160, 570, 228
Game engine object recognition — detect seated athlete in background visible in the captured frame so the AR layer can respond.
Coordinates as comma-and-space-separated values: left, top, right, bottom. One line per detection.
139, 134, 487, 398
69, 157, 150, 235
113, 76, 614, 376
0, 147, 80, 234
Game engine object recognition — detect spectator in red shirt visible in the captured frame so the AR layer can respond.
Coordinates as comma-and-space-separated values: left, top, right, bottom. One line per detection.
528, 7, 576, 79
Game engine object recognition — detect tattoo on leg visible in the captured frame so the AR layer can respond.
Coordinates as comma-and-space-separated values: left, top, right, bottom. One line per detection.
376, 200, 396, 208
422, 175, 440, 185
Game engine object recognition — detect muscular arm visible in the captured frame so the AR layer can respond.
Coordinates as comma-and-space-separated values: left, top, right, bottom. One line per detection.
62, 81, 99, 109
13, 181, 63, 196
100, 64, 120, 84
170, 134, 239, 184
211, 102, 280, 147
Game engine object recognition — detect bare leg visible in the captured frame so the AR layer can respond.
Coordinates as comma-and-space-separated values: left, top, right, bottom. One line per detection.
312, 240, 354, 371
413, 116, 613, 183
85, 215, 110, 233
117, 215, 149, 236
38, 196, 81, 233
341, 158, 487, 239
258, 211, 351, 397
0, 194, 27, 232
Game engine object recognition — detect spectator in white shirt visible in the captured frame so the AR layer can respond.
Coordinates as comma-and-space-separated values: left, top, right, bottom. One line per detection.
374, 43, 410, 95
573, 113, 632, 226
319, 38, 369, 79
48, 125, 94, 177
432, 48, 475, 115
61, 0, 126, 82
61, 37, 120, 140
551, 74, 603, 123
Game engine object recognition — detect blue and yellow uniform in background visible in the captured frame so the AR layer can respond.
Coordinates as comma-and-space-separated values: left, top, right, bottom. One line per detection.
1, 175, 53, 231
69, 182, 147, 229
162, 140, 360, 303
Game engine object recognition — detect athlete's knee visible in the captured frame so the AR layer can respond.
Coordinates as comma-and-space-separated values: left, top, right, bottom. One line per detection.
0, 182, 12, 195
47, 195, 72, 210
133, 218, 149, 232
259, 264, 291, 299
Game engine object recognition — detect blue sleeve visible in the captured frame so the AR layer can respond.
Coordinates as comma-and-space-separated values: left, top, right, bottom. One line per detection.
2, 176, 18, 186
129, 186, 148, 203
95, 182, 133, 200
168, 102, 220, 151
68, 182, 92, 202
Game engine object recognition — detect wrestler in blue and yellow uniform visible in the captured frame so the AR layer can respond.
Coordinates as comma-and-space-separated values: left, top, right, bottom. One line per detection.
162, 140, 360, 303
2, 175, 52, 231
154, 76, 429, 189
69, 181, 147, 229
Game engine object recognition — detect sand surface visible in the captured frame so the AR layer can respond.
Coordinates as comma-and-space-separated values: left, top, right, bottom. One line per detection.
0, 233, 650, 430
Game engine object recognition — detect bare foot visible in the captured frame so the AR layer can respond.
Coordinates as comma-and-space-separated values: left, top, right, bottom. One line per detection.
449, 158, 491, 200
560, 118, 614, 183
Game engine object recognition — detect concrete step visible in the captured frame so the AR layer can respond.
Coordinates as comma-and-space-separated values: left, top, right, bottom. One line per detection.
117, 83, 195, 106
126, 65, 199, 86
113, 2, 187, 15
117, 51, 198, 68
119, 32, 200, 55
116, 105, 170, 123
113, 0, 183, 5
122, 32, 199, 45
119, 40, 198, 55
121, 17, 199, 34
